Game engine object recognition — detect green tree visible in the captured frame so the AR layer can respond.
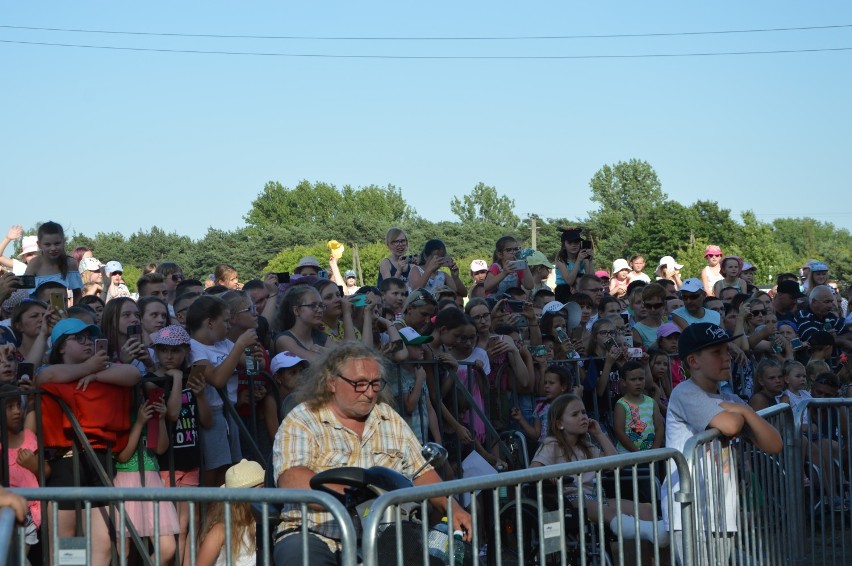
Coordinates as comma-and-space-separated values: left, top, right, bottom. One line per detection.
450, 182, 520, 229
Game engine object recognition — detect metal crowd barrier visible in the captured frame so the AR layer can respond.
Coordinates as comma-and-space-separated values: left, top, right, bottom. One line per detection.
795, 398, 852, 566
6, 487, 357, 566
361, 447, 695, 566
683, 403, 805, 566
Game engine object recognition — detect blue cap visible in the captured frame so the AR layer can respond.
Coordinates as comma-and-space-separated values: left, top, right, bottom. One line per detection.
50, 318, 100, 345
809, 261, 829, 272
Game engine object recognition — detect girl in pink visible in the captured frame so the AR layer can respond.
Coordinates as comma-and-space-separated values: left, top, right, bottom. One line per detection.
1, 383, 44, 553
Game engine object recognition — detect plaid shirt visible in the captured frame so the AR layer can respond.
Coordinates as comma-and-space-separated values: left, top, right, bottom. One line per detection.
272, 401, 429, 548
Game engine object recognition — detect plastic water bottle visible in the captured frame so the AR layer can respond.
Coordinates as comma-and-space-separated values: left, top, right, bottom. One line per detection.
244, 348, 257, 375
428, 518, 466, 564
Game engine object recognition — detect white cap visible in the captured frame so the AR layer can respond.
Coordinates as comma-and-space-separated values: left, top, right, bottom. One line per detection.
657, 256, 684, 270
541, 301, 566, 315
79, 257, 103, 272
470, 259, 488, 272
270, 351, 308, 373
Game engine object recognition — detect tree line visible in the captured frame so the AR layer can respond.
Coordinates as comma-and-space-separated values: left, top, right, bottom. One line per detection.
39, 160, 850, 291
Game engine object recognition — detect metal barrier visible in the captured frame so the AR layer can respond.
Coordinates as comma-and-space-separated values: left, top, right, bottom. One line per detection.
361, 447, 695, 566
0, 507, 15, 565
683, 403, 805, 566
795, 398, 852, 566
8, 486, 357, 566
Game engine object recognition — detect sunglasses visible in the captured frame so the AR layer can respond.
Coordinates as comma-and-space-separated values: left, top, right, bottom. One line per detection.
643, 302, 665, 309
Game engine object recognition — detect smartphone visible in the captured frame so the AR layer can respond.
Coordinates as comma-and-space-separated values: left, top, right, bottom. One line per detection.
620, 313, 629, 325
16, 362, 34, 383
581, 240, 592, 251
317, 269, 328, 280
528, 345, 547, 357
571, 327, 585, 342
49, 292, 68, 318
513, 259, 527, 270
554, 327, 569, 344
275, 272, 291, 283
790, 338, 804, 351
604, 338, 617, 351
627, 347, 644, 358
17, 275, 36, 289
189, 363, 206, 383
126, 324, 141, 338
147, 388, 165, 405
623, 333, 634, 348
505, 300, 526, 313
351, 294, 368, 307
94, 339, 108, 356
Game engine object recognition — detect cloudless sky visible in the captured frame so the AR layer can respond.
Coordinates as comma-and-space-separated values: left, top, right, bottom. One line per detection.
2, 2, 851, 245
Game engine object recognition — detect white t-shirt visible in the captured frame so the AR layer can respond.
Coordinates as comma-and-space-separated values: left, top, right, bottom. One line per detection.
671, 307, 721, 327
662, 379, 748, 532
11, 258, 27, 276
190, 338, 237, 408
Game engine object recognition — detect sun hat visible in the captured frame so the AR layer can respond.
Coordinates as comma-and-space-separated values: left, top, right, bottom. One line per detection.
50, 318, 100, 345
221, 459, 266, 489
150, 325, 191, 347
657, 322, 682, 339
704, 245, 722, 257
470, 259, 488, 273
526, 251, 554, 269
270, 351, 308, 373
677, 323, 740, 359
105, 261, 123, 276
612, 259, 630, 274
295, 256, 321, 272
18, 236, 38, 257
657, 256, 684, 271
399, 327, 434, 345
79, 257, 103, 272
542, 301, 582, 331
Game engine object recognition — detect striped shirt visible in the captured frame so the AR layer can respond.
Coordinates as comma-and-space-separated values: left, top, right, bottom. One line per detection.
272, 401, 429, 548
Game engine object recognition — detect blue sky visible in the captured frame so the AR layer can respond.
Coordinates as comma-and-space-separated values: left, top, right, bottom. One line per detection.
2, 2, 851, 244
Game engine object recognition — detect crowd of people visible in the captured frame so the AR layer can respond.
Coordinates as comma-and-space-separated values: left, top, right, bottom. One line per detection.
0, 221, 849, 564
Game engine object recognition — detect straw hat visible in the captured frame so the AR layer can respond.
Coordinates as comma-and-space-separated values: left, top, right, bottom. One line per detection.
221, 459, 265, 489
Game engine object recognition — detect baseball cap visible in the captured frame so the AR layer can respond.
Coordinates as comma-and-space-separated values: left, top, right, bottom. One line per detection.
657, 322, 682, 339
776, 280, 804, 298
809, 261, 829, 272
18, 236, 38, 257
402, 288, 437, 311
677, 322, 739, 359
595, 270, 610, 280
809, 331, 835, 347
679, 278, 704, 294
399, 327, 434, 345
541, 301, 566, 315
559, 227, 583, 242
526, 251, 554, 269
150, 325, 191, 347
50, 318, 100, 345
344, 270, 356, 279
105, 261, 123, 275
612, 259, 630, 273
470, 259, 488, 273
79, 257, 103, 272
433, 285, 456, 298
704, 245, 722, 257
270, 351, 309, 373
742, 261, 755, 272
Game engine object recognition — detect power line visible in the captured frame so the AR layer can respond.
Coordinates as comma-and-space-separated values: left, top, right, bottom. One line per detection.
1, 22, 850, 41
2, 38, 851, 59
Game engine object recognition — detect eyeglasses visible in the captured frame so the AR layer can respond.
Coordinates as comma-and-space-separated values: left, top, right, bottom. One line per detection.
390, 238, 408, 246
597, 330, 616, 337
237, 304, 258, 315
299, 302, 326, 312
336, 374, 386, 393
69, 333, 93, 345
471, 313, 491, 322
643, 302, 664, 309
502, 247, 521, 253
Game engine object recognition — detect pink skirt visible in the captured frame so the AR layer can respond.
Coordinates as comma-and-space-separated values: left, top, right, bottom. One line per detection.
112, 471, 181, 537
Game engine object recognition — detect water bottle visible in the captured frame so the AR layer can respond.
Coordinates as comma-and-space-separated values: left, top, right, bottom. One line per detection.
244, 347, 258, 375
449, 529, 466, 565
428, 518, 466, 564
